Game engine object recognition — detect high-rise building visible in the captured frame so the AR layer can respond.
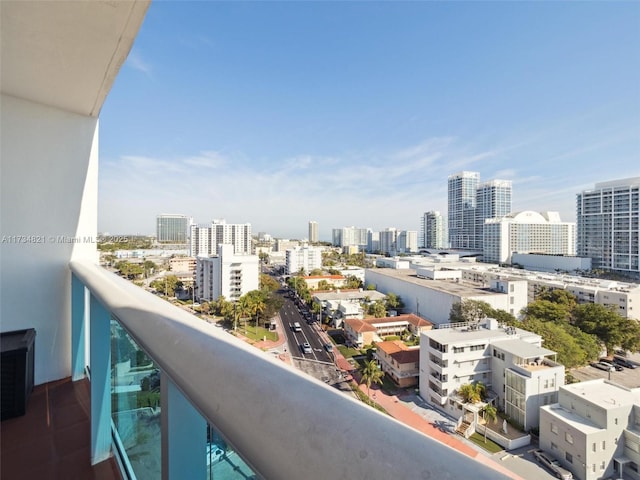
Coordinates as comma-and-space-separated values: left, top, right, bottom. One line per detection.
189, 220, 252, 257
195, 244, 259, 302
475, 180, 512, 247
156, 214, 192, 243
396, 230, 418, 254
448, 171, 480, 249
483, 211, 576, 264
378, 228, 398, 255
577, 178, 640, 276
420, 211, 448, 249
332, 226, 368, 249
308, 221, 318, 243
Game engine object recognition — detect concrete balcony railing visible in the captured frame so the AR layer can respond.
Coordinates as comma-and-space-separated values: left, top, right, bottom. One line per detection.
70, 260, 511, 480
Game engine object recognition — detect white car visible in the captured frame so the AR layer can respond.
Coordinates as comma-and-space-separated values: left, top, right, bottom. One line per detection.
533, 449, 573, 480
301, 342, 312, 354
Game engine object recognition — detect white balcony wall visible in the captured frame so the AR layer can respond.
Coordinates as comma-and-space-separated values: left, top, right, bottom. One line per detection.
1, 93, 99, 384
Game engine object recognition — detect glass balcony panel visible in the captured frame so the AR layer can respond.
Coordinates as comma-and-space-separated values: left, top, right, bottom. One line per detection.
206, 424, 257, 479
111, 320, 161, 480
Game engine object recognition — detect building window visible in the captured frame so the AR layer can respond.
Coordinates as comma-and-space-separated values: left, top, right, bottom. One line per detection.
453, 346, 464, 354
565, 432, 574, 444
601, 461, 605, 470
566, 452, 573, 464
592, 442, 596, 452
551, 423, 558, 434
602, 440, 606, 450
551, 442, 557, 450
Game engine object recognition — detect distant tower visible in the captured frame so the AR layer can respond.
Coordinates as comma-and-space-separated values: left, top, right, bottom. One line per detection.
577, 177, 640, 276
156, 214, 191, 243
420, 211, 448, 249
475, 179, 512, 249
448, 172, 480, 249
308, 220, 319, 243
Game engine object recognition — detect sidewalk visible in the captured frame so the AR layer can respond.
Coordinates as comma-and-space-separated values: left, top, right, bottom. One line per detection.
356, 382, 524, 480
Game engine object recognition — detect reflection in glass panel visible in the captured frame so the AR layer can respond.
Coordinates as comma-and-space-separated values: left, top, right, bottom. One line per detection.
206, 424, 257, 479
111, 320, 161, 479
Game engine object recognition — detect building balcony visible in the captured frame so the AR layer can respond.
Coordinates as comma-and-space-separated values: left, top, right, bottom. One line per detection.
57, 260, 509, 480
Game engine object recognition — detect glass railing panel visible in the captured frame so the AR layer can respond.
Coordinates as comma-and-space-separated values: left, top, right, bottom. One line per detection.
206, 423, 257, 480
111, 319, 161, 480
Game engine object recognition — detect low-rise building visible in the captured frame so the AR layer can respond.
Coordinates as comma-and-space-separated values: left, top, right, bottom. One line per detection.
375, 341, 420, 387
365, 267, 528, 325
420, 318, 564, 432
344, 314, 433, 348
169, 256, 196, 273
304, 275, 345, 291
539, 380, 640, 480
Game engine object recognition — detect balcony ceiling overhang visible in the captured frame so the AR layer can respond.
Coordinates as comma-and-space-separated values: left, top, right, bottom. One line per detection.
1, 0, 150, 117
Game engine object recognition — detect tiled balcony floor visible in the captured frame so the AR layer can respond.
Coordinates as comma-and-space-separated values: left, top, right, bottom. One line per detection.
1, 377, 121, 480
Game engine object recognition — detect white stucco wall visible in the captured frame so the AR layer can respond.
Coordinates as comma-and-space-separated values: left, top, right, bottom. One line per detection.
1, 93, 99, 384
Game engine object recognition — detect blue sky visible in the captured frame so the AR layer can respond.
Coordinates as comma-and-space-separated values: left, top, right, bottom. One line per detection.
99, 1, 640, 240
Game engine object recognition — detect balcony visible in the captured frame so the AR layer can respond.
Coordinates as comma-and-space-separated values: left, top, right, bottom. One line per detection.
65, 260, 511, 479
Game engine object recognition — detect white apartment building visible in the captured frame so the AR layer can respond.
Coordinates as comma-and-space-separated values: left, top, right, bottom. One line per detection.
457, 264, 640, 321
475, 179, 512, 250
397, 231, 418, 254
420, 211, 448, 249
332, 226, 369, 249
195, 244, 259, 302
308, 221, 319, 243
448, 171, 480, 250
285, 246, 323, 275
539, 380, 640, 480
379, 228, 398, 255
189, 220, 252, 257
483, 211, 576, 264
365, 267, 528, 325
577, 178, 640, 277
156, 214, 192, 243
510, 253, 592, 274
420, 319, 564, 431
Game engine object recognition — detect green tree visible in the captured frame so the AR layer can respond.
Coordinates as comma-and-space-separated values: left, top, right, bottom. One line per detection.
366, 283, 376, 290
359, 359, 384, 396
368, 300, 387, 318
116, 260, 145, 280
482, 404, 498, 443
309, 268, 324, 276
449, 300, 491, 325
344, 275, 363, 290
317, 280, 332, 291
573, 303, 640, 355
458, 382, 486, 403
522, 299, 571, 323
149, 274, 182, 296
537, 289, 577, 310
142, 260, 157, 278
519, 318, 594, 368
259, 274, 280, 293
385, 292, 404, 312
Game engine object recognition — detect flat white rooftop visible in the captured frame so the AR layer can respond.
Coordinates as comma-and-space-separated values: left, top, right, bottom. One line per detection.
425, 324, 540, 345
368, 268, 503, 297
541, 404, 602, 435
494, 338, 555, 359
562, 380, 640, 410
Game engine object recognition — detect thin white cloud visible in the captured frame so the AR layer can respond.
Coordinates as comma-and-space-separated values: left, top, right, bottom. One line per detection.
126, 51, 152, 76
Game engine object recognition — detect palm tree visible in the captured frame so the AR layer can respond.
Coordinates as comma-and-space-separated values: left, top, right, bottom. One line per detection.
359, 359, 384, 397
458, 382, 486, 404
482, 404, 498, 443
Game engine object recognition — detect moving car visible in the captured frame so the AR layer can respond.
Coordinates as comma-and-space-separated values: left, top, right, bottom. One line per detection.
324, 343, 334, 353
292, 322, 302, 332
301, 342, 313, 354
533, 449, 573, 480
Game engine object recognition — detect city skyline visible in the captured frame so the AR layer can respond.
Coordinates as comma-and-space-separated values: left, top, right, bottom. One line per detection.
99, 2, 639, 239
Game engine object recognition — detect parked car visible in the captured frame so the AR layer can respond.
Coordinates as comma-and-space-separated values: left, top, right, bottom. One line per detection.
324, 343, 334, 353
533, 449, 573, 480
613, 355, 638, 369
591, 362, 615, 372
301, 342, 313, 354
599, 359, 623, 371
